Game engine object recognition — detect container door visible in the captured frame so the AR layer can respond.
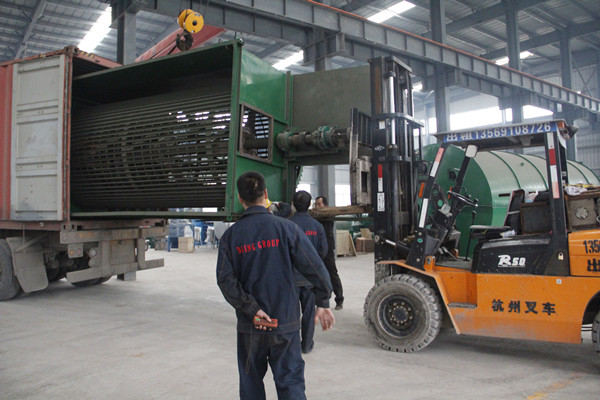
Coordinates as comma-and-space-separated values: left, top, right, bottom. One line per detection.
11, 55, 66, 221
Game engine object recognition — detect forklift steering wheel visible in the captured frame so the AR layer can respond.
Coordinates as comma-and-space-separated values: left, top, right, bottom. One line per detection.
447, 190, 478, 207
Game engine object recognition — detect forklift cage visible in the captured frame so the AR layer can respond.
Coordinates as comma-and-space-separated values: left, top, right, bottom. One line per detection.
407, 119, 572, 275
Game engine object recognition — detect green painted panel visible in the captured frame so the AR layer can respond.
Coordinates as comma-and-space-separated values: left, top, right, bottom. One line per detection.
224, 42, 290, 218
239, 51, 288, 123
292, 66, 370, 131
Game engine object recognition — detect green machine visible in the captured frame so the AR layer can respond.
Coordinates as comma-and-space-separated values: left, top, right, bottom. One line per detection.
422, 144, 600, 255
70, 39, 291, 219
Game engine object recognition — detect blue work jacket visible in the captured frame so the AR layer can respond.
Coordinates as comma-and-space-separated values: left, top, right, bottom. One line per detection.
217, 206, 332, 334
289, 212, 328, 259
289, 211, 328, 287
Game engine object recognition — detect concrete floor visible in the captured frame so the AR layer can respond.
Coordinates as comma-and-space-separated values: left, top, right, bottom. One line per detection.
1, 247, 599, 400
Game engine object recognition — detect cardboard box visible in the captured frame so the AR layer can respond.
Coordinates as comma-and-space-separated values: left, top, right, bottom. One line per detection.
178, 236, 195, 253
360, 228, 373, 239
336, 230, 356, 257
355, 237, 375, 252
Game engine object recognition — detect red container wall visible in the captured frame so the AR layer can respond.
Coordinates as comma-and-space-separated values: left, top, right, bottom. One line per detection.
0, 63, 12, 221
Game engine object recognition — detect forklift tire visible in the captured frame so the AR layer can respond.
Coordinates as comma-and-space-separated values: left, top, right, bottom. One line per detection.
0, 239, 23, 301
593, 310, 600, 354
364, 274, 442, 352
374, 263, 391, 284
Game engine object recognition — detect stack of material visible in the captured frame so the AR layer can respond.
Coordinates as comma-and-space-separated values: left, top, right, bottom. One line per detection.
336, 230, 356, 257
355, 228, 375, 253
178, 237, 195, 253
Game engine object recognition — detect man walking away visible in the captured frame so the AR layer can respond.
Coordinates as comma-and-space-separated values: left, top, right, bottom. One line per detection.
290, 190, 328, 354
314, 195, 344, 310
217, 172, 335, 400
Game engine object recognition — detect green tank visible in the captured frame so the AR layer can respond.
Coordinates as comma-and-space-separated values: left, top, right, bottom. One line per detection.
422, 144, 600, 255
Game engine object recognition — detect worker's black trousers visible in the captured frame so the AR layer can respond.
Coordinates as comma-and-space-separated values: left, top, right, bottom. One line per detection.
298, 286, 315, 353
237, 331, 306, 400
323, 250, 344, 306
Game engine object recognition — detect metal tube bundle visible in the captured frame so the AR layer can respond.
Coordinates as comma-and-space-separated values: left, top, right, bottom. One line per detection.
70, 88, 232, 210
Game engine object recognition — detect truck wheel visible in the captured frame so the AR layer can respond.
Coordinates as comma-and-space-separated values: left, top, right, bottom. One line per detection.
46, 263, 66, 282
68, 256, 100, 287
0, 239, 23, 301
364, 274, 442, 352
71, 278, 101, 287
593, 310, 600, 354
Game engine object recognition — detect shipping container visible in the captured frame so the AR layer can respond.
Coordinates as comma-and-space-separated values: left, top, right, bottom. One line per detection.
0, 40, 297, 300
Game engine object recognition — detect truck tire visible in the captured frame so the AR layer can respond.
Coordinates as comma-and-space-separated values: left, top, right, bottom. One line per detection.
71, 278, 101, 287
69, 256, 101, 287
0, 239, 23, 301
364, 274, 442, 352
593, 310, 600, 355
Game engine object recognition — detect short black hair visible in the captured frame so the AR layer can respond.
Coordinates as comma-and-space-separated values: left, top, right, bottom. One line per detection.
292, 191, 311, 213
315, 195, 328, 206
237, 171, 266, 204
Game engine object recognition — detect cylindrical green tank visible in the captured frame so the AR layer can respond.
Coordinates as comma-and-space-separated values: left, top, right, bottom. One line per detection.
422, 144, 600, 255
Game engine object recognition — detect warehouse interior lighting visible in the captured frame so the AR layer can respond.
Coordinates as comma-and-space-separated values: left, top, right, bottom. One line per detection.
495, 51, 533, 66
78, 7, 112, 53
368, 1, 415, 23
273, 50, 304, 70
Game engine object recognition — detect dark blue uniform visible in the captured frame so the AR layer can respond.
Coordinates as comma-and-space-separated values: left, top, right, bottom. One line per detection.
320, 219, 344, 307
289, 211, 328, 353
217, 206, 332, 400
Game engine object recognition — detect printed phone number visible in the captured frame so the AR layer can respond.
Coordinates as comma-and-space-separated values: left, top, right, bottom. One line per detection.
443, 122, 557, 143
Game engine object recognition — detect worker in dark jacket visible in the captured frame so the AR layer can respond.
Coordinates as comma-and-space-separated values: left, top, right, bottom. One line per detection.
289, 190, 328, 354
314, 195, 344, 309
217, 171, 335, 400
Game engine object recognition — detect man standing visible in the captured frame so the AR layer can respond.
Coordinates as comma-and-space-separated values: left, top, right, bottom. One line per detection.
217, 172, 335, 400
314, 196, 344, 310
289, 190, 328, 354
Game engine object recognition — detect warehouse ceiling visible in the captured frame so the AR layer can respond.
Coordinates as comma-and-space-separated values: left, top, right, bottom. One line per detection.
1, 0, 599, 94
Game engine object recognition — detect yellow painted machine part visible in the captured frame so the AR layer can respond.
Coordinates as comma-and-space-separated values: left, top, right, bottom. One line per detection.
177, 9, 204, 33
569, 230, 600, 277
177, 9, 193, 28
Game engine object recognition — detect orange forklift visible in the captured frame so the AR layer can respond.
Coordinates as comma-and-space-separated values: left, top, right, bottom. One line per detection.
362, 58, 600, 354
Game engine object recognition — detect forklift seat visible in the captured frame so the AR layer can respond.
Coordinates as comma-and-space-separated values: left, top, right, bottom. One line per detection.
469, 189, 525, 241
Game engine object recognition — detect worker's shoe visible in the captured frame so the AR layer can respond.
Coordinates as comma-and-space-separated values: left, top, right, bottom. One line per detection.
335, 303, 343, 310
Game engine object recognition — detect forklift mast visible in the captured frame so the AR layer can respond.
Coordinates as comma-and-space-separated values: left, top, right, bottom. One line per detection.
369, 57, 423, 263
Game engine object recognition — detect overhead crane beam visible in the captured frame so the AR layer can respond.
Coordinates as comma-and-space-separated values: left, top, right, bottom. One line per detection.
483, 19, 600, 61
133, 0, 600, 119
15, 0, 47, 58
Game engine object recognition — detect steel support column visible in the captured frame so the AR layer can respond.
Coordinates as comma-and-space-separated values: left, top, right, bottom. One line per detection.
310, 29, 334, 71
558, 30, 577, 160
431, 0, 450, 133
504, 0, 523, 124
15, 0, 47, 58
313, 28, 336, 206
597, 52, 600, 99
114, 0, 137, 65
318, 165, 336, 206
